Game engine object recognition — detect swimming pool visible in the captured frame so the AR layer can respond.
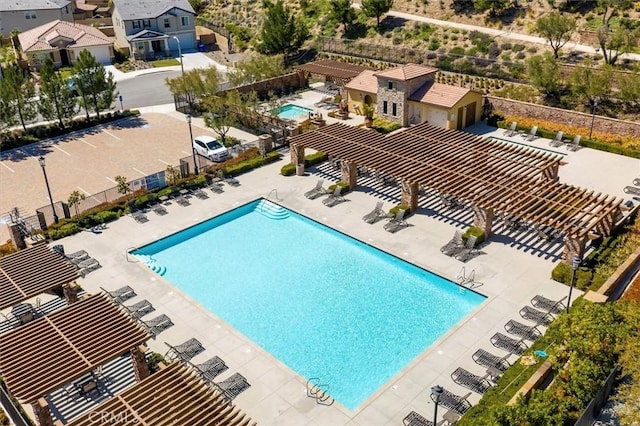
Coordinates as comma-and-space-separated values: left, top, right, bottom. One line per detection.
132, 200, 485, 410
269, 104, 314, 120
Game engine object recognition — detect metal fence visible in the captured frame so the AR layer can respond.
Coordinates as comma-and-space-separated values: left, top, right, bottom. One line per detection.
574, 367, 618, 426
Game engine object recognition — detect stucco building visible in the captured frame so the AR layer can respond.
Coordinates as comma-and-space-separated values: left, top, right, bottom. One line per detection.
0, 0, 73, 34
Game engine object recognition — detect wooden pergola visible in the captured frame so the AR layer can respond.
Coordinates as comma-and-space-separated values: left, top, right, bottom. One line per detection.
0, 244, 79, 310
295, 59, 373, 85
290, 122, 623, 262
65, 362, 257, 426
0, 294, 150, 425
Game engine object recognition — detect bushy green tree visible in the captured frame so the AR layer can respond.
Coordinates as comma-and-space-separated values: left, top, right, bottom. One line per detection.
0, 66, 37, 133
526, 52, 561, 97
361, 0, 394, 28
39, 58, 78, 128
73, 49, 117, 121
472, 0, 510, 16
534, 11, 576, 58
597, 21, 640, 65
258, 0, 309, 56
227, 54, 285, 86
203, 90, 241, 144
165, 67, 221, 112
329, 0, 357, 33
568, 60, 612, 106
617, 72, 640, 108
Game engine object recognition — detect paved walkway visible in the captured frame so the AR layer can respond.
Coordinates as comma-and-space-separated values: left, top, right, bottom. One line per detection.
106, 52, 228, 83
352, 3, 640, 61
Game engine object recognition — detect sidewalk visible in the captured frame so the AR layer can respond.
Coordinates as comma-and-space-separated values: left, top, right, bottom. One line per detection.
352, 3, 640, 61
106, 52, 228, 83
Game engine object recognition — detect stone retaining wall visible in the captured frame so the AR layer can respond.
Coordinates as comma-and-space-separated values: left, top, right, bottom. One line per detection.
487, 96, 640, 138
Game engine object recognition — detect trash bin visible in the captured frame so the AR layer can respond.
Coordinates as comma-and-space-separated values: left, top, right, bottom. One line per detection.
296, 164, 305, 176
198, 44, 205, 52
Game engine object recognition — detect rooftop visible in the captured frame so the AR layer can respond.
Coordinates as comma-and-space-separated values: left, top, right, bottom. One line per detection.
374, 63, 438, 81
112, 0, 195, 20
18, 20, 113, 53
0, 0, 71, 12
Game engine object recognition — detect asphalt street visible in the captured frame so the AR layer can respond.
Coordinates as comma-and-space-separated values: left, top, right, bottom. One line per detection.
115, 69, 180, 110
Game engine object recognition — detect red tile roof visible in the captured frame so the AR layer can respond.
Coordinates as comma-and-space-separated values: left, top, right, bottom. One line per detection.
409, 81, 475, 108
344, 70, 378, 94
18, 19, 112, 52
374, 63, 438, 81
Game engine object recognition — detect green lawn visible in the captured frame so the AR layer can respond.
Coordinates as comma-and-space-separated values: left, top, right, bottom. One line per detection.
150, 58, 181, 67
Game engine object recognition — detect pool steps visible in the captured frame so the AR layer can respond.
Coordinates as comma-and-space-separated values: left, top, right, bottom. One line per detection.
255, 200, 289, 220
135, 254, 167, 276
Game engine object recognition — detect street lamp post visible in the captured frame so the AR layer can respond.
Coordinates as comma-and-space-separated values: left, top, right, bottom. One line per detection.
38, 156, 59, 224
431, 385, 444, 426
566, 256, 581, 314
172, 36, 184, 76
589, 97, 599, 140
186, 114, 198, 175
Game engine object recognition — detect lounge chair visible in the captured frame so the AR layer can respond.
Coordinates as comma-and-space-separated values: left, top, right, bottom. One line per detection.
225, 175, 241, 187
193, 188, 209, 200
430, 388, 472, 415
123, 299, 155, 320
519, 306, 554, 326
305, 180, 327, 200
175, 196, 191, 207
440, 194, 464, 210
531, 295, 566, 315
490, 332, 528, 355
69, 252, 91, 265
441, 230, 463, 256
504, 121, 517, 136
384, 209, 408, 233
209, 182, 224, 194
66, 250, 88, 261
549, 131, 564, 147
165, 337, 205, 362
362, 201, 388, 224
504, 319, 542, 341
195, 356, 229, 383
624, 186, 640, 196
142, 314, 173, 337
101, 285, 136, 304
403, 411, 445, 426
323, 186, 346, 207
77, 257, 101, 274
454, 235, 478, 262
472, 349, 511, 372
151, 203, 168, 215
450, 367, 492, 394
132, 211, 149, 223
634, 177, 640, 186
566, 135, 581, 151
216, 372, 250, 402
524, 126, 538, 141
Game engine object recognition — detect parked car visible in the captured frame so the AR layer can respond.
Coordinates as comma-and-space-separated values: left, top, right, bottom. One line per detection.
66, 76, 78, 96
193, 135, 229, 162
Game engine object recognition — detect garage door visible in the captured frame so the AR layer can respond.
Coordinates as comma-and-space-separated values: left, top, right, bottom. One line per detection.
426, 108, 448, 129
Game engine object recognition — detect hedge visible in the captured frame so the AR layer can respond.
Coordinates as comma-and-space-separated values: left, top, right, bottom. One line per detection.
225, 151, 281, 176
328, 181, 350, 194
304, 151, 328, 167
281, 163, 296, 176
389, 204, 410, 216
49, 223, 81, 240
462, 226, 485, 246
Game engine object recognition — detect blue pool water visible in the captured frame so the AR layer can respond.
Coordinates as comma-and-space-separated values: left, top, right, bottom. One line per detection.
270, 103, 314, 120
132, 200, 485, 410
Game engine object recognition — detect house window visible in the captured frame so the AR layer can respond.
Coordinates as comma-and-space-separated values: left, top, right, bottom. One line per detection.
388, 81, 393, 90
143, 19, 151, 27
181, 16, 189, 26
164, 18, 170, 28
137, 42, 144, 50
25, 11, 37, 19
132, 20, 141, 29
383, 101, 388, 114
392, 103, 397, 116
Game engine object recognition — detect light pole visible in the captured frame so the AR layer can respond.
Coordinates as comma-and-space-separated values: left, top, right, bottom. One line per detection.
38, 156, 59, 224
172, 36, 184, 76
588, 97, 599, 140
566, 256, 581, 314
186, 114, 198, 175
431, 385, 443, 426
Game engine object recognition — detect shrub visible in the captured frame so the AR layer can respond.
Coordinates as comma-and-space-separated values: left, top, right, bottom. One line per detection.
304, 151, 328, 167
48, 223, 81, 240
281, 163, 296, 176
135, 193, 157, 209
94, 210, 119, 223
191, 175, 207, 187
147, 352, 166, 374
328, 181, 350, 194
157, 186, 177, 198
0, 241, 18, 257
389, 204, 410, 217
512, 44, 525, 52
462, 226, 485, 246
225, 151, 280, 176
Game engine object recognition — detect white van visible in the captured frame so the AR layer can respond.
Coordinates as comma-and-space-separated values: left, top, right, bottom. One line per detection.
192, 135, 229, 162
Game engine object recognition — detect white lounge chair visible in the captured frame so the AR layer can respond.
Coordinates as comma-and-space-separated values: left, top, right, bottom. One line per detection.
566, 135, 581, 151
323, 186, 346, 207
549, 131, 564, 147
362, 201, 387, 224
504, 121, 517, 136
383, 209, 408, 233
305, 180, 328, 200
524, 126, 538, 141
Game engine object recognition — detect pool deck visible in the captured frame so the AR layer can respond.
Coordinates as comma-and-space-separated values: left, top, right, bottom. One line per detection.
49, 121, 638, 425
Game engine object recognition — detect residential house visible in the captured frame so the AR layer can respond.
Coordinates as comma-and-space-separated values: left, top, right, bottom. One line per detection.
18, 19, 113, 69
344, 63, 483, 130
111, 0, 196, 60
0, 0, 73, 34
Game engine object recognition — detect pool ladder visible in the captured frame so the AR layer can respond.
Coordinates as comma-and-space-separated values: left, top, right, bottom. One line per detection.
306, 378, 334, 406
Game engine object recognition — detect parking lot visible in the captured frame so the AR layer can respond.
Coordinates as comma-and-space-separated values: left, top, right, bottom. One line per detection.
0, 113, 232, 219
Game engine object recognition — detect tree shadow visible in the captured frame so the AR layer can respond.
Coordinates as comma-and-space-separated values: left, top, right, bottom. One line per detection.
343, 22, 368, 40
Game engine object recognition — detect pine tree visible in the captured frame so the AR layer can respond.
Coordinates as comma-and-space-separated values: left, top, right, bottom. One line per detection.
39, 58, 78, 128
0, 66, 37, 133
258, 0, 309, 56
74, 50, 117, 121
361, 0, 394, 28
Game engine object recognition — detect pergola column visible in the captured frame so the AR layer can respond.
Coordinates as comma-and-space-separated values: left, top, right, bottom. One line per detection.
472, 205, 494, 238
563, 234, 587, 264
290, 144, 305, 168
32, 398, 54, 426
131, 345, 150, 381
400, 181, 419, 212
340, 160, 357, 190
62, 282, 78, 305
542, 163, 559, 181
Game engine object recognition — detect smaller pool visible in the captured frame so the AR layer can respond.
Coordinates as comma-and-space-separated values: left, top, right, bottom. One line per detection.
270, 104, 314, 120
